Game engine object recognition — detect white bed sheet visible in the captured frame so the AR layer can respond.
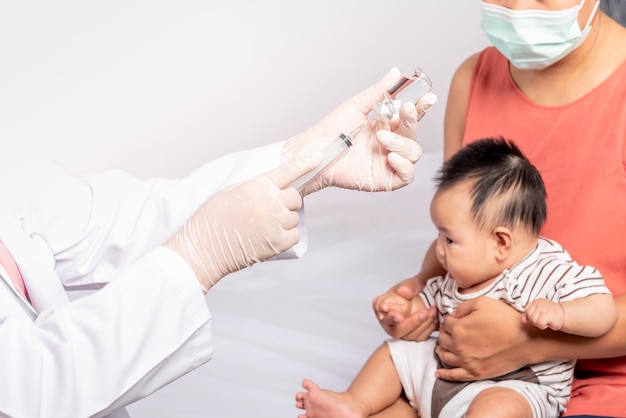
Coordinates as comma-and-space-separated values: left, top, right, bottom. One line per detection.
127, 152, 442, 418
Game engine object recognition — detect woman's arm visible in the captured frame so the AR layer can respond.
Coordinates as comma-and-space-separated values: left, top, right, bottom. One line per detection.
537, 292, 626, 361
443, 53, 480, 160
524, 293, 618, 338
435, 293, 626, 382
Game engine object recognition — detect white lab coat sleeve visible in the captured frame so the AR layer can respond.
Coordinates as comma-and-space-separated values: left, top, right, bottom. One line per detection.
0, 246, 213, 418
4, 142, 307, 286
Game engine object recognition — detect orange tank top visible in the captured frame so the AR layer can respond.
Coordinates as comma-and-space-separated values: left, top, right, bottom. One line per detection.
463, 47, 626, 417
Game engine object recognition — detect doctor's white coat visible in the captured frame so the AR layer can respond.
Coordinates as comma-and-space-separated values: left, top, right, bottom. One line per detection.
0, 142, 303, 418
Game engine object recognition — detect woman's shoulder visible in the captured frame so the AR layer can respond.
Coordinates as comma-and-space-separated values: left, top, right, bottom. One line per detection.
451, 51, 482, 86
444, 49, 490, 160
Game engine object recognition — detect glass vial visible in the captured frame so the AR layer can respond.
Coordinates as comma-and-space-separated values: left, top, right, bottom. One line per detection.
369, 67, 433, 121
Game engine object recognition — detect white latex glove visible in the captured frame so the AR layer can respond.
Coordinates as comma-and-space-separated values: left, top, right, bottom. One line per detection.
282, 67, 437, 194
164, 153, 321, 292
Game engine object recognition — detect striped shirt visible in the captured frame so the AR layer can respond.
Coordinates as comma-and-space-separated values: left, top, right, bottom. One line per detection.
419, 237, 612, 415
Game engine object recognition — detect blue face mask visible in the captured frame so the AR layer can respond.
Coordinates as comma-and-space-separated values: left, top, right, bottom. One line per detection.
481, 0, 600, 70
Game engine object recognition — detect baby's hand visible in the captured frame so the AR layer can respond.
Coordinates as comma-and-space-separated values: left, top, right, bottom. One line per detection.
522, 298, 565, 331
376, 293, 413, 323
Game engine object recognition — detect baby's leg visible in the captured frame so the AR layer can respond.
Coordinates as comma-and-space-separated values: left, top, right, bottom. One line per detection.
466, 387, 532, 418
370, 397, 419, 418
295, 343, 404, 418
295, 379, 364, 418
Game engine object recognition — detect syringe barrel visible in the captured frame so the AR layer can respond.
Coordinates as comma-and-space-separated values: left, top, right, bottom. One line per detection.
289, 133, 353, 192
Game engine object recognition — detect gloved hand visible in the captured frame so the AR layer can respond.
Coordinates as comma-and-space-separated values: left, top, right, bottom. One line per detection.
282, 67, 437, 194
164, 152, 321, 292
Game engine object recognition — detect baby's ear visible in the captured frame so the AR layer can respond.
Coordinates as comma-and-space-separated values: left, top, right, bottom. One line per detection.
492, 226, 513, 261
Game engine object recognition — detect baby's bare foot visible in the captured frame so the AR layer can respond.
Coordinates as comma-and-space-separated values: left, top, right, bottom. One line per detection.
295, 379, 365, 418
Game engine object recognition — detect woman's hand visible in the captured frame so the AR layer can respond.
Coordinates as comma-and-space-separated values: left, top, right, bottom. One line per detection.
435, 297, 531, 381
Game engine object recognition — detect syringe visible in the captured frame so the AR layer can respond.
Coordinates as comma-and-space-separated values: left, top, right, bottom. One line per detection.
289, 67, 433, 193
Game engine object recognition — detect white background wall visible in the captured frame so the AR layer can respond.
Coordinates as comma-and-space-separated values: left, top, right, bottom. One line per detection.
0, 1, 488, 179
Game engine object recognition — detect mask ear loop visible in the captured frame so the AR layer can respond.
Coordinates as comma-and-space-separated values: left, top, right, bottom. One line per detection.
581, 0, 601, 31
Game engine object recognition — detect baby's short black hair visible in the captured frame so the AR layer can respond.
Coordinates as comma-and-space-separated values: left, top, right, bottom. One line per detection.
433, 137, 547, 234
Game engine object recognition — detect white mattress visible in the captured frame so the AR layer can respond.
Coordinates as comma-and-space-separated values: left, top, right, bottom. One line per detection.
127, 152, 442, 418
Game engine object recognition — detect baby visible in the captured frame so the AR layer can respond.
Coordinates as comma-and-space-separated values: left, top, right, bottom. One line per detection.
295, 137, 618, 418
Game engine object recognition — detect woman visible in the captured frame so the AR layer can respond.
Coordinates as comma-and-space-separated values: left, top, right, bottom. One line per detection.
373, 1, 626, 416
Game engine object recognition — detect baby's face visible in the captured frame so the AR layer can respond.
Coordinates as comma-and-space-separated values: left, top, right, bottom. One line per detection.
430, 182, 500, 292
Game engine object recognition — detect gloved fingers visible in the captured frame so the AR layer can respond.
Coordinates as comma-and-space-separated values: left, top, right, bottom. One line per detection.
376, 130, 423, 164
273, 187, 302, 229
246, 179, 302, 229
387, 152, 416, 186
394, 102, 419, 140
278, 186, 304, 211
261, 149, 323, 190
276, 210, 300, 230
393, 92, 437, 136
416, 92, 437, 122
347, 67, 403, 114
273, 227, 301, 253
250, 207, 300, 255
